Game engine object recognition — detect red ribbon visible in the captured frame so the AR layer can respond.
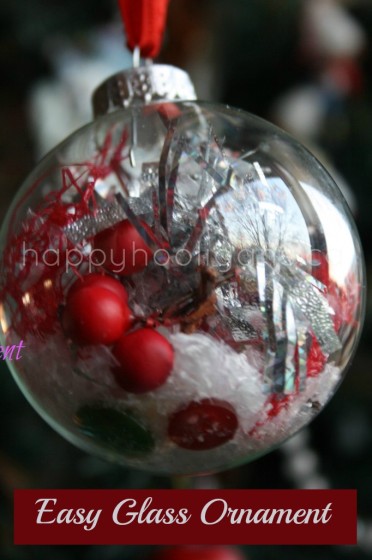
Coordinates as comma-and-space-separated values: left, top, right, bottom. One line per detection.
118, 0, 170, 59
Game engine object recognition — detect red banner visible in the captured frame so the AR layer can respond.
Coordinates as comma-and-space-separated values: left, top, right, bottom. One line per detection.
14, 489, 357, 545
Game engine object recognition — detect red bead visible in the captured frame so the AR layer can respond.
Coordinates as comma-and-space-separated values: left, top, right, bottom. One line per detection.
63, 285, 130, 345
113, 329, 174, 393
69, 273, 128, 303
152, 547, 245, 560
168, 399, 238, 451
94, 220, 152, 276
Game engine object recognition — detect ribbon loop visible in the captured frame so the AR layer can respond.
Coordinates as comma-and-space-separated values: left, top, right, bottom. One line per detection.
118, 0, 170, 59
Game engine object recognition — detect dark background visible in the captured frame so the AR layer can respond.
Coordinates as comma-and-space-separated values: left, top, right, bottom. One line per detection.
1, 1, 372, 559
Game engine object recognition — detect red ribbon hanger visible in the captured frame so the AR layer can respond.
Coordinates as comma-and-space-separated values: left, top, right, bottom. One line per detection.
118, 0, 170, 59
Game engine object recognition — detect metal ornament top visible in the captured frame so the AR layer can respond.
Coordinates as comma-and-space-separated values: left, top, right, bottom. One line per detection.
92, 64, 197, 118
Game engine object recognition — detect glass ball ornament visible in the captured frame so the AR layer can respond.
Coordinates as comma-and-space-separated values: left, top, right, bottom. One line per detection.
0, 65, 365, 475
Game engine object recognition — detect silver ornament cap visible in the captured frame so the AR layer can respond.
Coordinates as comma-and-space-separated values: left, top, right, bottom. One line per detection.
92, 64, 197, 118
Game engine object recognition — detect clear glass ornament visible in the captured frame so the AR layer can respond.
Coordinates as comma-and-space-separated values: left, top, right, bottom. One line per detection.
0, 65, 365, 475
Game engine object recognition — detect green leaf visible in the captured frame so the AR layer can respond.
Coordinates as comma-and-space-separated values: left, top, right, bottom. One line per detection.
74, 404, 155, 457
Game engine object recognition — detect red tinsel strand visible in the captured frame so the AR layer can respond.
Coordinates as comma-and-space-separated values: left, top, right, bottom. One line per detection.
0, 127, 130, 340
118, 0, 170, 58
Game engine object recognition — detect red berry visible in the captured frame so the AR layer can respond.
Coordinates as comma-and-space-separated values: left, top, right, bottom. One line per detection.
62, 285, 130, 345
94, 220, 152, 276
69, 273, 128, 303
168, 399, 238, 451
152, 547, 245, 560
113, 329, 174, 393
